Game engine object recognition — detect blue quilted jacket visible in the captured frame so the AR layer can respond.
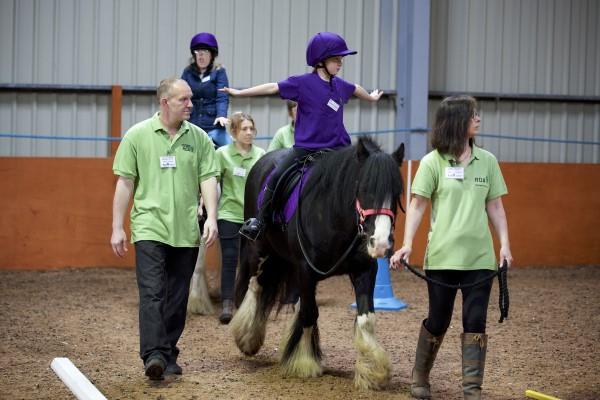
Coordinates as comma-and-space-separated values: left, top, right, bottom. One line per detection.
181, 65, 229, 131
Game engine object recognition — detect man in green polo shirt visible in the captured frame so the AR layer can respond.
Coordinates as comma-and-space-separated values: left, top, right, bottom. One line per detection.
390, 96, 513, 399
110, 78, 218, 380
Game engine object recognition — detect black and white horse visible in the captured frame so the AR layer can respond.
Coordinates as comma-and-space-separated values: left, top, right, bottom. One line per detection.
230, 137, 404, 390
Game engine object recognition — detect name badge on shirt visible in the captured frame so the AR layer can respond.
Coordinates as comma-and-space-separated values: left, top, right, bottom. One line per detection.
445, 167, 464, 179
160, 155, 176, 168
327, 99, 340, 112
233, 167, 247, 177
201, 75, 211, 83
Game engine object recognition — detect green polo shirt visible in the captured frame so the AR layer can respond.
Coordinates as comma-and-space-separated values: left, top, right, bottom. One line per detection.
113, 112, 218, 247
412, 145, 507, 270
216, 143, 265, 223
268, 123, 295, 152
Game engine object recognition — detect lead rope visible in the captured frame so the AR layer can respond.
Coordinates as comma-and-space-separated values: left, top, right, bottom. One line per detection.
497, 261, 509, 322
401, 259, 509, 323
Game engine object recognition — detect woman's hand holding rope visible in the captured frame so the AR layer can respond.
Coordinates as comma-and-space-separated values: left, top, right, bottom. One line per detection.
390, 245, 411, 270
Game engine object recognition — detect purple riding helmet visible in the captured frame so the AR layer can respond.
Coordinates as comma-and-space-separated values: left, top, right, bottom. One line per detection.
190, 32, 219, 56
305, 32, 357, 67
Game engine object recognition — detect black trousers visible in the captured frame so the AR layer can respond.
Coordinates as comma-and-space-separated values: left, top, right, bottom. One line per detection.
424, 269, 495, 336
217, 220, 242, 301
134, 240, 198, 364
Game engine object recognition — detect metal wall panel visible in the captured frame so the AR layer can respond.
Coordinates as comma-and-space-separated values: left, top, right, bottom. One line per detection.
0, 92, 110, 157
429, 0, 600, 163
1, 0, 399, 157
3, 0, 598, 161
430, 0, 600, 96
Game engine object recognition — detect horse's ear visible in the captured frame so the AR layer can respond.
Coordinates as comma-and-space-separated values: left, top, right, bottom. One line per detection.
392, 143, 405, 166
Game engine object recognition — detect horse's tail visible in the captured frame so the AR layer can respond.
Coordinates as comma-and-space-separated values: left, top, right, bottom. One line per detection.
234, 236, 295, 316
234, 235, 255, 308
261, 255, 298, 316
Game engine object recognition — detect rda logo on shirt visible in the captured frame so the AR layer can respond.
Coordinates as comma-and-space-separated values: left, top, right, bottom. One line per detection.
181, 144, 194, 152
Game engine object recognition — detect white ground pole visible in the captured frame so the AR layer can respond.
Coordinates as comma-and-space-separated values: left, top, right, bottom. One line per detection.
50, 357, 107, 400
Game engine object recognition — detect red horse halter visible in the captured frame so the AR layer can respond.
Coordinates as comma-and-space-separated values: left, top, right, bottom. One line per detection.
355, 199, 396, 230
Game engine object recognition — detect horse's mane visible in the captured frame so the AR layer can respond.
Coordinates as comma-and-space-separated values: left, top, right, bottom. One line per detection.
309, 137, 402, 213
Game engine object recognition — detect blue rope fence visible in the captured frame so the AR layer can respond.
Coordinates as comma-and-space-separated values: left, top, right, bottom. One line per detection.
1, 129, 599, 146
476, 133, 600, 146
0, 133, 122, 142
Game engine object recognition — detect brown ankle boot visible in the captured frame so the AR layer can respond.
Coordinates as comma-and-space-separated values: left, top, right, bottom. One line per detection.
219, 299, 234, 324
462, 333, 488, 400
411, 322, 445, 399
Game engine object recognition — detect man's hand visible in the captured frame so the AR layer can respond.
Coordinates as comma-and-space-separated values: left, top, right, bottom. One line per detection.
202, 217, 218, 247
111, 228, 128, 257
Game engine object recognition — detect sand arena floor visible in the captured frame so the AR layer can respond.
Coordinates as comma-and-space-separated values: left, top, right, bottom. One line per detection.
1, 265, 598, 399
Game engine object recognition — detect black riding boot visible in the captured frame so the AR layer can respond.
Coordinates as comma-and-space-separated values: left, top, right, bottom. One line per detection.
239, 218, 263, 241
239, 187, 274, 241
240, 147, 310, 241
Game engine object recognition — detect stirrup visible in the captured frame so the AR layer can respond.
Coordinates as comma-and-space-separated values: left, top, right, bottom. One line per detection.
239, 218, 263, 241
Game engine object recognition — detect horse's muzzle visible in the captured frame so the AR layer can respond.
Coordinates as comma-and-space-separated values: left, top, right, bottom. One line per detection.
367, 235, 391, 258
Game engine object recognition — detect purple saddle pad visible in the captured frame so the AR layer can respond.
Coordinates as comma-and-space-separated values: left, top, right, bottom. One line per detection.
257, 167, 312, 224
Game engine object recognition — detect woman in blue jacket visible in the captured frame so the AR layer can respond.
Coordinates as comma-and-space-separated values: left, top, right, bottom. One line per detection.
182, 32, 231, 147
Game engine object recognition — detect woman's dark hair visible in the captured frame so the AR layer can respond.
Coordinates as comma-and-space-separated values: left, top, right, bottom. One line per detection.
430, 95, 478, 158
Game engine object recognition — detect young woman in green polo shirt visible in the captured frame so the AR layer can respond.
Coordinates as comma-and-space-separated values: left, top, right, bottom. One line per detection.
267, 100, 297, 152
215, 112, 266, 323
390, 96, 513, 400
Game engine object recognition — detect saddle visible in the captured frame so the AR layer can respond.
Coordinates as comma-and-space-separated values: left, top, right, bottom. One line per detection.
261, 151, 328, 226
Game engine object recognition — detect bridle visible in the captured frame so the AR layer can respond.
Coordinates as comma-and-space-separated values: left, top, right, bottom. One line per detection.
297, 193, 397, 277
294, 151, 398, 277
355, 199, 395, 234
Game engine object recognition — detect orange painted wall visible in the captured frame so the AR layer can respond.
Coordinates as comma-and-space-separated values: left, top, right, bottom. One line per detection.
0, 158, 220, 270
393, 161, 600, 267
0, 158, 598, 270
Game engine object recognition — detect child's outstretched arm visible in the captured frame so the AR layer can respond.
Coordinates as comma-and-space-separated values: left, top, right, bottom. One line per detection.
353, 84, 383, 102
219, 83, 279, 97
